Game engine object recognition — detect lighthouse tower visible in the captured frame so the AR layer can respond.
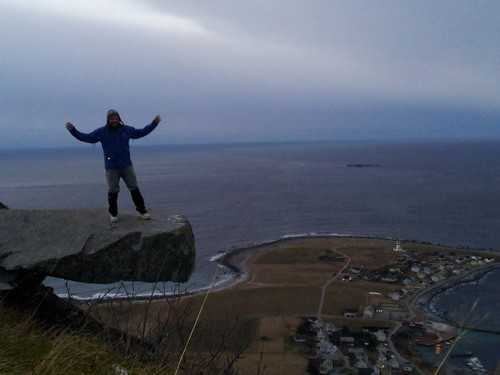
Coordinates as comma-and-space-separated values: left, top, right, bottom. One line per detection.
393, 241, 403, 252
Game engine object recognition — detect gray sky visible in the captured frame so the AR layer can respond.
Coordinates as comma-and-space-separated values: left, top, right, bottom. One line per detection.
1, 0, 499, 149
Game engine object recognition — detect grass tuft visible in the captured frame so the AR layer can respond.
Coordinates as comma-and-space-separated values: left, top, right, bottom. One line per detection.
0, 303, 154, 375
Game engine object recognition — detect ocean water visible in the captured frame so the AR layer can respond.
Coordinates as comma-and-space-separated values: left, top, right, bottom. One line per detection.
430, 268, 500, 332
1, 139, 499, 282
1, 139, 500, 369
428, 268, 500, 372
1, 139, 499, 283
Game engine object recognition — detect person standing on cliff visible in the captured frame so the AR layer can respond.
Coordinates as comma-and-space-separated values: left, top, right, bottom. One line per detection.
65, 109, 161, 223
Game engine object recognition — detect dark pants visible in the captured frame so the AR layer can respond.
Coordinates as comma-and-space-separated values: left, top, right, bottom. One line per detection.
106, 166, 147, 215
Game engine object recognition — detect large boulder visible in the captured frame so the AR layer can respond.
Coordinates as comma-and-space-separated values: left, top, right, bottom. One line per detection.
0, 208, 195, 290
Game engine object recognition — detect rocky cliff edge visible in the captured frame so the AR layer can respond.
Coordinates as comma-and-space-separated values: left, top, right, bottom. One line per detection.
0, 207, 195, 291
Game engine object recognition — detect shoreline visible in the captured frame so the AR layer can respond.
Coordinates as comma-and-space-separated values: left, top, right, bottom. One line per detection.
217, 236, 500, 333
217, 233, 499, 273
412, 263, 500, 333
72, 235, 499, 312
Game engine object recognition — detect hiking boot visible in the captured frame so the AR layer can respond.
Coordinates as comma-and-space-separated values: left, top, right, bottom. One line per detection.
139, 212, 151, 220
110, 215, 119, 223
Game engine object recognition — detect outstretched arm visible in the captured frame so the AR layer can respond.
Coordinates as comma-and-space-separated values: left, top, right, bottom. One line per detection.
129, 114, 162, 139
65, 122, 100, 143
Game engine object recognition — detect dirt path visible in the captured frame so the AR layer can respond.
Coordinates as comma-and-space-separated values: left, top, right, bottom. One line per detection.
317, 247, 351, 319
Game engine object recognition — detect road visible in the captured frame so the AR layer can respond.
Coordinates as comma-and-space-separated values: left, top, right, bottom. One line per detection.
317, 247, 351, 319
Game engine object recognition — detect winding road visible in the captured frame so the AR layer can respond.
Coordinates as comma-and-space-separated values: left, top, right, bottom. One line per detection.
317, 247, 350, 319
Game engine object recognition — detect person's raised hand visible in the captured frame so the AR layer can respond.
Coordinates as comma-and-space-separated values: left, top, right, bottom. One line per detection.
153, 115, 161, 125
65, 122, 74, 131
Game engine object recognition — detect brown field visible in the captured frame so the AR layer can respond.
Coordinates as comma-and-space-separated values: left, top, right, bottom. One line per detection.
91, 237, 494, 375
321, 279, 401, 316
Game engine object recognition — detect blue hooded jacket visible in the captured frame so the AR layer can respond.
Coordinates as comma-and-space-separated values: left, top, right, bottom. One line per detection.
69, 121, 158, 169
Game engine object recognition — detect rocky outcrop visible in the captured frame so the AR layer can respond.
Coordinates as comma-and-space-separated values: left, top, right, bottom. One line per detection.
0, 207, 195, 291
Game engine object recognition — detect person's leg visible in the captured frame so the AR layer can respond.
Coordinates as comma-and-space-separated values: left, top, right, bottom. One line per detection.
106, 169, 120, 218
131, 188, 147, 215
108, 192, 119, 217
122, 166, 149, 216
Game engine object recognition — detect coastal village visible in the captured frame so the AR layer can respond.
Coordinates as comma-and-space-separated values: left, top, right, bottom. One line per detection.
289, 241, 499, 375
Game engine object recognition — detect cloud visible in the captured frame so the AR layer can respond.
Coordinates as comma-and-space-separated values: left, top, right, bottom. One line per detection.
4, 0, 211, 36
1, 0, 499, 148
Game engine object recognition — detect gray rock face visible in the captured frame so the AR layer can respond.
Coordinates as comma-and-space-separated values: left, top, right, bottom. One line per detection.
0, 208, 195, 290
